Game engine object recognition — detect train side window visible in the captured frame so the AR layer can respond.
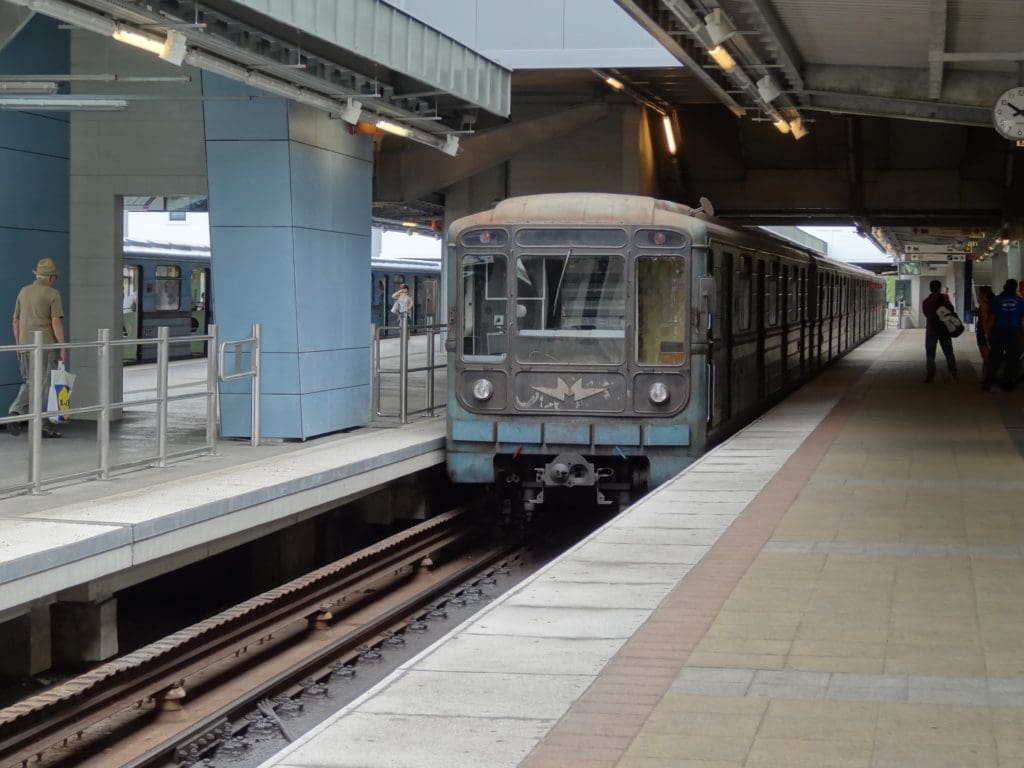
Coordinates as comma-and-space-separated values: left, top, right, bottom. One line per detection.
766, 261, 780, 327
122, 265, 139, 313
461, 254, 507, 360
154, 265, 181, 311
636, 254, 687, 365
735, 255, 752, 331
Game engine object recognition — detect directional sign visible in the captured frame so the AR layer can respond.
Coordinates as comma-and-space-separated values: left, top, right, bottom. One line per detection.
946, 254, 966, 262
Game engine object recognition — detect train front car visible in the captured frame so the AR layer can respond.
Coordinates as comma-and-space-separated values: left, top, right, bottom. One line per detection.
446, 194, 709, 520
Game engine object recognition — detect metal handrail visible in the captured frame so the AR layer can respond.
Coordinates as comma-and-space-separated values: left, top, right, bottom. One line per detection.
372, 316, 447, 423
218, 323, 261, 447
0, 322, 264, 497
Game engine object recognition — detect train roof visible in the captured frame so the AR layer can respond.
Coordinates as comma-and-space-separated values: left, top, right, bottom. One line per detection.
450, 193, 878, 282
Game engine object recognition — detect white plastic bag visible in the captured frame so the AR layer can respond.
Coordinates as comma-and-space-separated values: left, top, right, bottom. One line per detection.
47, 362, 76, 424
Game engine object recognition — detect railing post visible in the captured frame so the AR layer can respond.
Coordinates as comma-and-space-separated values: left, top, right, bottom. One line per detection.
28, 331, 44, 494
399, 314, 409, 423
370, 322, 380, 418
426, 324, 436, 417
155, 326, 169, 467
97, 328, 111, 480
206, 324, 218, 454
250, 323, 260, 448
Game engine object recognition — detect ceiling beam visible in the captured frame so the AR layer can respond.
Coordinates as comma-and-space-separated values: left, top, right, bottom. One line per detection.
719, 0, 805, 93
928, 0, 947, 99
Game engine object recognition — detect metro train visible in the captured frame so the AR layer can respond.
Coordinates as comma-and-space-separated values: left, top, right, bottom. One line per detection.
445, 193, 886, 518
121, 243, 442, 362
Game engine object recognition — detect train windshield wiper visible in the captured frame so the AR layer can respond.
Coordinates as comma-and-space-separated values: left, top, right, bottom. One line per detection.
552, 248, 572, 316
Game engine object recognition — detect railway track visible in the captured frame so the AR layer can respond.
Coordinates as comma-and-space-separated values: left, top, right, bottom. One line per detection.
0, 505, 514, 768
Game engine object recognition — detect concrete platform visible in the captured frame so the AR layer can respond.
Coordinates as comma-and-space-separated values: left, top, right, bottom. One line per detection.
0, 333, 446, 623
261, 328, 1024, 768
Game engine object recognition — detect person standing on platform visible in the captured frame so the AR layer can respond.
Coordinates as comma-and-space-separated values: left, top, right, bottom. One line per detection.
975, 285, 996, 383
921, 279, 958, 383
983, 278, 1024, 392
7, 258, 66, 437
391, 283, 412, 322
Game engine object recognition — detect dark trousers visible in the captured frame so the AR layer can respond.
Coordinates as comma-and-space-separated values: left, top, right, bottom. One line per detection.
925, 332, 956, 381
985, 328, 1022, 390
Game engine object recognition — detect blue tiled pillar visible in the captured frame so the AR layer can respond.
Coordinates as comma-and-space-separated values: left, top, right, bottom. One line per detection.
202, 75, 373, 439
0, 17, 69, 411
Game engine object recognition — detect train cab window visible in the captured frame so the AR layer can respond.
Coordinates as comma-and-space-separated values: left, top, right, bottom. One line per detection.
154, 265, 181, 311
122, 266, 139, 313
514, 253, 625, 365
735, 256, 752, 331
636, 255, 687, 365
766, 262, 780, 327
461, 254, 507, 360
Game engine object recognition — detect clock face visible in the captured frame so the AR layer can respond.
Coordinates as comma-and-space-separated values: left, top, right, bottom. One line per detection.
993, 86, 1024, 139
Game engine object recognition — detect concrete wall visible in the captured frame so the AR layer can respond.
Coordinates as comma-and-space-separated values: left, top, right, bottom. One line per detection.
390, 0, 675, 68
69, 31, 207, 408
0, 16, 69, 411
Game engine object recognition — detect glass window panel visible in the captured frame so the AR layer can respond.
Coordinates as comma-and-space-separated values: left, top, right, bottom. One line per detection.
636, 255, 687, 365
461, 254, 507, 360
766, 262, 780, 327
514, 253, 625, 365
515, 229, 626, 248
154, 265, 180, 311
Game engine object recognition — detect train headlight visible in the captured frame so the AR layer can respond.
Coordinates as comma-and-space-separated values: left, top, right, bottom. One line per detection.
471, 378, 494, 402
648, 381, 670, 405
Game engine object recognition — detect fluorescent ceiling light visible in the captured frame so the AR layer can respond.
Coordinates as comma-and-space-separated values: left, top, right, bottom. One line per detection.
376, 118, 412, 137
112, 27, 166, 56
0, 81, 58, 94
662, 114, 677, 155
789, 118, 808, 139
772, 117, 790, 134
604, 76, 624, 90
708, 46, 736, 71
0, 96, 127, 111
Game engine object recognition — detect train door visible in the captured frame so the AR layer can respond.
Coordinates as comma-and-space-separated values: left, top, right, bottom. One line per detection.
707, 248, 732, 430
371, 271, 387, 330
755, 257, 766, 399
190, 267, 209, 356
122, 265, 140, 363
780, 264, 790, 385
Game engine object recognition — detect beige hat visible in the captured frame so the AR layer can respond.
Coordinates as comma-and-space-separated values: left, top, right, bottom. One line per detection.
33, 258, 59, 277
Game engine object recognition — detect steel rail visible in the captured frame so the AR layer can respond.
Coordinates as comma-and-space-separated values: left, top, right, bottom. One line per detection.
125, 540, 517, 768
0, 508, 482, 768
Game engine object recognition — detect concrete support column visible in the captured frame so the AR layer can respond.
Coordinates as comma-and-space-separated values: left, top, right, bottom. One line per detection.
203, 76, 373, 438
51, 597, 118, 664
0, 605, 51, 676
1007, 241, 1023, 286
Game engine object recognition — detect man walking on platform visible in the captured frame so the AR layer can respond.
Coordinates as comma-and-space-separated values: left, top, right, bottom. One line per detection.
921, 279, 958, 383
983, 278, 1024, 392
8, 258, 66, 437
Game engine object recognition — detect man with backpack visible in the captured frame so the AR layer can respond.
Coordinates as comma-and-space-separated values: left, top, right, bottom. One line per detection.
921, 279, 958, 383
983, 278, 1024, 392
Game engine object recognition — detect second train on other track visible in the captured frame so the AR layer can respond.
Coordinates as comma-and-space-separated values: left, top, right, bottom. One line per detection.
445, 193, 885, 518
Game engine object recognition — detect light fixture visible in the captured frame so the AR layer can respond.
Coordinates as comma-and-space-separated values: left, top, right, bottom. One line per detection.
339, 98, 362, 124
703, 9, 735, 46
0, 81, 58, 94
772, 117, 790, 134
112, 26, 166, 56
708, 46, 736, 71
159, 29, 187, 66
662, 114, 677, 155
789, 118, 808, 139
401, 221, 418, 228
442, 134, 460, 156
757, 75, 782, 103
376, 118, 413, 138
605, 76, 624, 90
0, 96, 127, 111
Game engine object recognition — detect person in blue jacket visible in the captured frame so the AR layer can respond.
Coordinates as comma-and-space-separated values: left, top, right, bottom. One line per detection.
983, 278, 1024, 392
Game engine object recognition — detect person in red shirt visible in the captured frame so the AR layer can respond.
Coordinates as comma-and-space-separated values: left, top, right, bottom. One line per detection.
921, 279, 958, 383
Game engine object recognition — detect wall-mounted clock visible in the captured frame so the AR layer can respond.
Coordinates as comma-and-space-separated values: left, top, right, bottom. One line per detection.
993, 86, 1024, 140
